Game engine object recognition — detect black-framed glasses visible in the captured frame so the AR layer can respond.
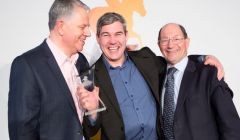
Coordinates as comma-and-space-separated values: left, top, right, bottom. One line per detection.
159, 38, 185, 46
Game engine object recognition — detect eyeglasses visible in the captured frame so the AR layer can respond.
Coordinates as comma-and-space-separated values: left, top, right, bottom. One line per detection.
159, 38, 185, 45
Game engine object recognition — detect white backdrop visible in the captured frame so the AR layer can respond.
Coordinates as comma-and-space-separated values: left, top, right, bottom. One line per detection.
1, 0, 239, 139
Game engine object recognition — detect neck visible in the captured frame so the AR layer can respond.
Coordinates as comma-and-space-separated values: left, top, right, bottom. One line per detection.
105, 56, 126, 68
49, 33, 76, 57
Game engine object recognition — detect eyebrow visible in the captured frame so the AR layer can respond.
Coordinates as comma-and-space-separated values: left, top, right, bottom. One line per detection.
100, 31, 124, 35
161, 35, 183, 39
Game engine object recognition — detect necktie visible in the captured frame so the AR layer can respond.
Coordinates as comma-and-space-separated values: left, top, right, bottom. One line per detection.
163, 67, 177, 140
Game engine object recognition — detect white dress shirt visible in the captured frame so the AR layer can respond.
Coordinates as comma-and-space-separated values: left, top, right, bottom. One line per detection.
161, 56, 188, 113
46, 38, 84, 123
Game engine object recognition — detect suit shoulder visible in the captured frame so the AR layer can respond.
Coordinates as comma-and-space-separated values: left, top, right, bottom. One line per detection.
12, 47, 39, 63
128, 46, 156, 57
19, 41, 46, 58
139, 47, 156, 56
195, 61, 217, 74
12, 41, 47, 67
190, 60, 218, 83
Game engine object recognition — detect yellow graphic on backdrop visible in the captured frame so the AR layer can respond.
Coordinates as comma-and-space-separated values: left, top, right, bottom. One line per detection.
89, 0, 146, 48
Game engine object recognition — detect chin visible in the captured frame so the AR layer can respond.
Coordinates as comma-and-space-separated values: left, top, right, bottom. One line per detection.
77, 46, 83, 51
167, 58, 177, 65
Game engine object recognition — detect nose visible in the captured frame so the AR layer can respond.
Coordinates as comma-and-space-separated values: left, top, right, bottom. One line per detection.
167, 39, 175, 48
109, 36, 117, 44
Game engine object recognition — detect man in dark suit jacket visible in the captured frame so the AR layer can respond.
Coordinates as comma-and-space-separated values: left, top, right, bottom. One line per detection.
157, 23, 240, 140
8, 0, 99, 140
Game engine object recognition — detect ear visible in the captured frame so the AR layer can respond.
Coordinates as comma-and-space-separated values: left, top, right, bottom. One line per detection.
96, 35, 100, 44
185, 37, 190, 49
157, 40, 161, 47
125, 31, 128, 41
55, 20, 64, 36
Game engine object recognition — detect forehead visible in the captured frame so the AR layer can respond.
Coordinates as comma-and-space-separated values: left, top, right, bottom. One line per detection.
100, 21, 124, 33
161, 24, 183, 37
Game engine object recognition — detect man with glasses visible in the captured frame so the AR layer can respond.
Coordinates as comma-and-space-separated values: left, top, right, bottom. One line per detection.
158, 23, 240, 140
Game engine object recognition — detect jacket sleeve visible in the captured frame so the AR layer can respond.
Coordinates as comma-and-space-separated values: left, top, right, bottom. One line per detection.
210, 69, 240, 139
8, 56, 40, 140
83, 113, 102, 137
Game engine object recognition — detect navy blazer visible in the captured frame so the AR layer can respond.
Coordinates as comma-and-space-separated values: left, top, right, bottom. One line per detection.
159, 59, 240, 140
8, 40, 89, 140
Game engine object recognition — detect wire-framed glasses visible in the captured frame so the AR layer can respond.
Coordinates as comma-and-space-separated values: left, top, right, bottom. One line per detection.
159, 37, 185, 46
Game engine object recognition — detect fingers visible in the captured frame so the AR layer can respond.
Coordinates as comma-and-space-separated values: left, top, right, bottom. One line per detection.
78, 95, 92, 110
81, 98, 90, 109
76, 85, 86, 97
204, 55, 217, 65
93, 86, 99, 97
204, 55, 224, 81
77, 86, 99, 111
217, 65, 225, 81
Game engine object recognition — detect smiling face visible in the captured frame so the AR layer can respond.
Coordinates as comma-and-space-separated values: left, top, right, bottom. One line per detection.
158, 23, 190, 65
97, 21, 128, 67
59, 6, 91, 56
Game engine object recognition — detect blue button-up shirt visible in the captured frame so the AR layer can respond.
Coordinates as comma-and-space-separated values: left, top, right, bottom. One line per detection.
103, 54, 157, 140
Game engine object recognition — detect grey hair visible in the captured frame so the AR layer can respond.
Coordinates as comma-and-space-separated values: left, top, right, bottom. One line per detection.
48, 0, 90, 30
96, 12, 127, 37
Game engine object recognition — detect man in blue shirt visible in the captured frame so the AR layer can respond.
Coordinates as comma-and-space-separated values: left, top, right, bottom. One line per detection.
83, 12, 160, 140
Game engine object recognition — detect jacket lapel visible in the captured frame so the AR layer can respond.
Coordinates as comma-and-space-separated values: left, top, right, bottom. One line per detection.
95, 57, 123, 118
41, 41, 79, 120
159, 67, 167, 125
76, 52, 89, 75
174, 60, 196, 118
128, 52, 160, 104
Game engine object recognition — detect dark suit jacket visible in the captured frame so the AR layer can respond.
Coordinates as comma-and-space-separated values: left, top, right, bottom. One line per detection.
8, 40, 89, 140
160, 58, 240, 140
84, 47, 166, 140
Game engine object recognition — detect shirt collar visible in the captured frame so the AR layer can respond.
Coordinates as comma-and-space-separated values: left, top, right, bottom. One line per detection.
46, 38, 79, 66
103, 51, 129, 70
167, 56, 188, 73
